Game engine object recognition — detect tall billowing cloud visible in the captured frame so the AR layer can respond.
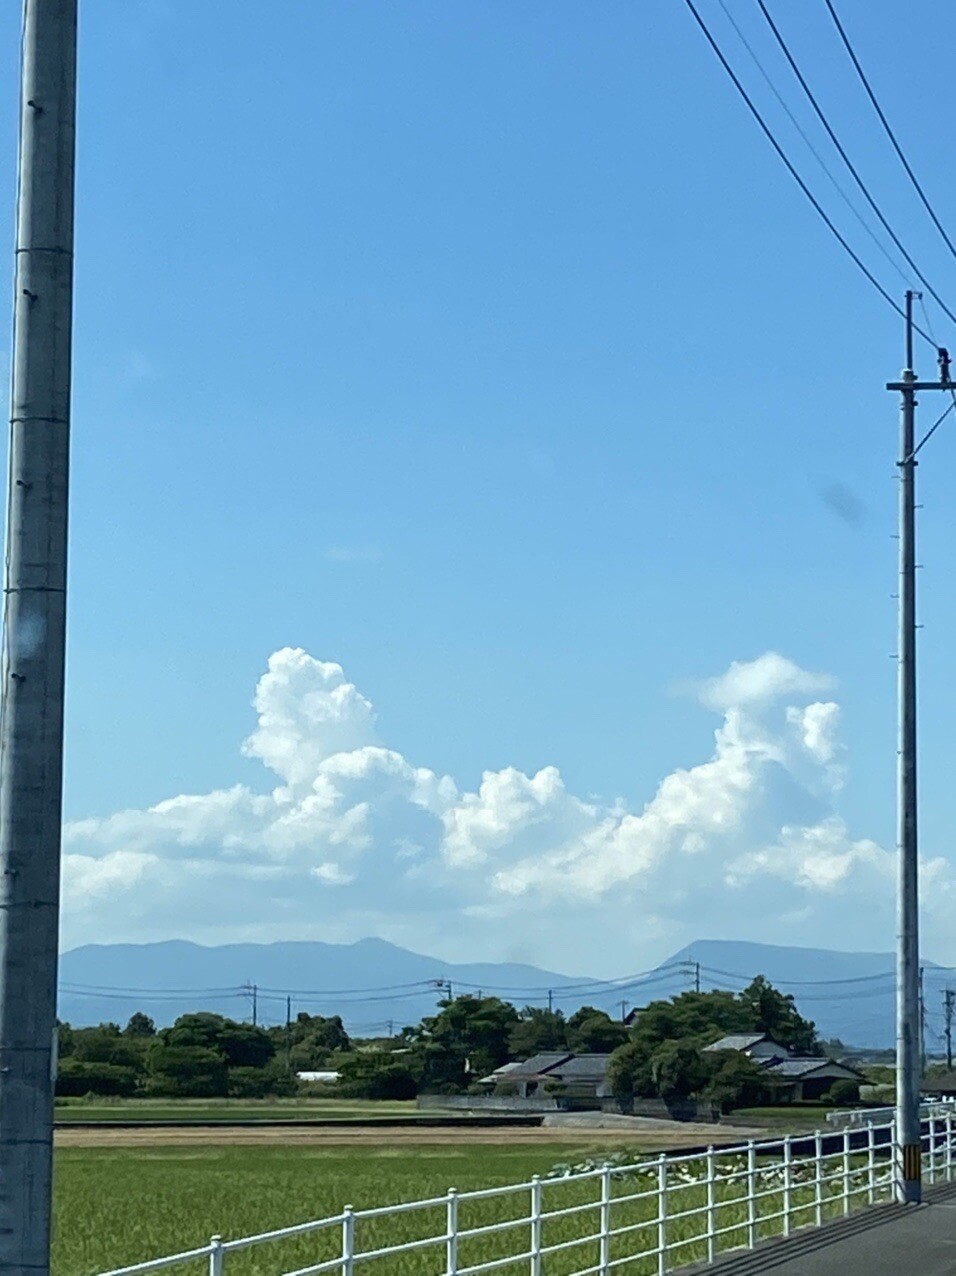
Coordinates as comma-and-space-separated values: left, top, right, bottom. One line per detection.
62, 648, 950, 970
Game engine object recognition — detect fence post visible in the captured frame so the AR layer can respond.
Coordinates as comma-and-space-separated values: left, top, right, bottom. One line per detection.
842, 1130, 850, 1216
706, 1147, 716, 1264
342, 1206, 355, 1276
929, 1115, 937, 1185
814, 1131, 823, 1227
746, 1141, 757, 1250
867, 1122, 876, 1206
599, 1163, 612, 1276
891, 1116, 900, 1202
208, 1236, 223, 1276
530, 1175, 542, 1276
782, 1137, 792, 1239
446, 1189, 459, 1276
947, 1110, 954, 1181
657, 1154, 667, 1276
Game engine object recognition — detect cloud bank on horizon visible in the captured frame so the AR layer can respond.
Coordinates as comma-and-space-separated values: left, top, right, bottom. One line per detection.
62, 648, 954, 972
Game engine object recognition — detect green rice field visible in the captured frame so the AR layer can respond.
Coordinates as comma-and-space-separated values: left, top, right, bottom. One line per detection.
54, 1142, 888, 1276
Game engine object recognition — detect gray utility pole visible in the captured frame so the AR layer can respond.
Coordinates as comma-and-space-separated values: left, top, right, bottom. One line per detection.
892, 289, 921, 1205
886, 297, 956, 1203
0, 4, 77, 1274
944, 990, 954, 1072
886, 291, 956, 1204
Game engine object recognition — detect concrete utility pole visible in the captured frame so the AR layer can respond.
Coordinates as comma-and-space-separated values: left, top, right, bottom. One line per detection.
893, 290, 921, 1205
0, 3, 77, 1273
886, 297, 956, 1203
285, 995, 292, 1070
945, 990, 955, 1072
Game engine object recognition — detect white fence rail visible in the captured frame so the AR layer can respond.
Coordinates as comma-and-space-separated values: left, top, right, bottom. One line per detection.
826, 1097, 956, 1127
93, 1116, 956, 1276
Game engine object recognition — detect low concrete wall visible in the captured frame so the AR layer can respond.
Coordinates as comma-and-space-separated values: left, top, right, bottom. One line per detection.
417, 1094, 562, 1113
417, 1094, 710, 1122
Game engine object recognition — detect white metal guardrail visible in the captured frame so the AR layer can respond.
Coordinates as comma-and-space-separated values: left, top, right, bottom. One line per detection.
92, 1115, 956, 1276
826, 1097, 956, 1127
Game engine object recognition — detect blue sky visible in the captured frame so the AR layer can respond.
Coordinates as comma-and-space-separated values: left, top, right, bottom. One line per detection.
4, 1, 956, 971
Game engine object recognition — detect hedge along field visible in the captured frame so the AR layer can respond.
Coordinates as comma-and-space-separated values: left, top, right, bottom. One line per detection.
54, 1143, 890, 1276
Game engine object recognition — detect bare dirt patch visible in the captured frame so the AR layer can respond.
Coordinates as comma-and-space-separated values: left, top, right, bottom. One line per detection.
56, 1120, 768, 1150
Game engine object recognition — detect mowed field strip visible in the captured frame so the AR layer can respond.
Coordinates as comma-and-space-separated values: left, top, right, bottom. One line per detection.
56, 1119, 766, 1148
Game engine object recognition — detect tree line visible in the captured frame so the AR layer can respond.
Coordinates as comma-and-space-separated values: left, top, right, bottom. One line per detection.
56, 975, 843, 1110
56, 1010, 351, 1098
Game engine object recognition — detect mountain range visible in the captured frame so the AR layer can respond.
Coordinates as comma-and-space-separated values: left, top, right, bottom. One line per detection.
58, 936, 947, 1049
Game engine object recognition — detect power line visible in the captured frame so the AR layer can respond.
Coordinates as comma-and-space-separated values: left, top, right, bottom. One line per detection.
450, 961, 689, 997
823, 0, 956, 265
910, 400, 955, 461
716, 0, 910, 291
753, 0, 956, 331
697, 963, 896, 987
681, 0, 934, 344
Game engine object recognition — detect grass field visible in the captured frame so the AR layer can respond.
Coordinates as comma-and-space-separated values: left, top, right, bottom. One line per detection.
54, 1139, 886, 1276
54, 1097, 419, 1125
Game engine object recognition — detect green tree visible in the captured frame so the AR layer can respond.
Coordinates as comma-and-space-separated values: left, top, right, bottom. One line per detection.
508, 1008, 567, 1059
338, 1052, 420, 1100
227, 1062, 298, 1098
607, 980, 819, 1110
566, 1007, 628, 1054
629, 991, 752, 1052
124, 1012, 156, 1038
72, 1023, 146, 1070
56, 1060, 139, 1097
161, 1013, 274, 1069
146, 1044, 228, 1097
650, 1039, 711, 1103
607, 1042, 655, 1103
417, 996, 519, 1089
739, 977, 819, 1055
57, 1020, 75, 1058
218, 1023, 274, 1070
702, 1052, 768, 1112
276, 1013, 351, 1070
827, 1079, 860, 1106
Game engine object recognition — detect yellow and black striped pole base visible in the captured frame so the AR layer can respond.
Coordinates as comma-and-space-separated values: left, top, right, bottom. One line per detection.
900, 1144, 923, 1203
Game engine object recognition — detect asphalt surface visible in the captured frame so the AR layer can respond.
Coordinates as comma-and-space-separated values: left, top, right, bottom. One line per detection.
698, 1181, 956, 1275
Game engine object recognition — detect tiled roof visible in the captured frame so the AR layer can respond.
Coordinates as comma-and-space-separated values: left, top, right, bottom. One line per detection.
764, 1057, 857, 1079
551, 1054, 612, 1080
704, 1034, 771, 1053
495, 1052, 571, 1078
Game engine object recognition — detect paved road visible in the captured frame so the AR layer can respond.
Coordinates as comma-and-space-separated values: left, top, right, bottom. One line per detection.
698, 1181, 956, 1275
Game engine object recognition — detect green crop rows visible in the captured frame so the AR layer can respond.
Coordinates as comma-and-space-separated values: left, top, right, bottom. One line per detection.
54, 1144, 890, 1276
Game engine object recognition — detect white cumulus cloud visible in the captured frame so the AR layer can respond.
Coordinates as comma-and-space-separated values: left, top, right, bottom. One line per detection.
61, 647, 952, 970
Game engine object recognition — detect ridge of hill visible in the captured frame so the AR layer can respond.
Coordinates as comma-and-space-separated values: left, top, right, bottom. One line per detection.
59, 936, 938, 1048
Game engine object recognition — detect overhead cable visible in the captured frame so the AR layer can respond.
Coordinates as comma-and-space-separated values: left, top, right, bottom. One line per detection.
823, 0, 956, 266
682, 0, 934, 345
755, 0, 956, 330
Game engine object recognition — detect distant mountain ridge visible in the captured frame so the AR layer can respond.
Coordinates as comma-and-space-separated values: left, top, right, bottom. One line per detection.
59, 936, 941, 1048
58, 938, 591, 1035
668, 939, 943, 1052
